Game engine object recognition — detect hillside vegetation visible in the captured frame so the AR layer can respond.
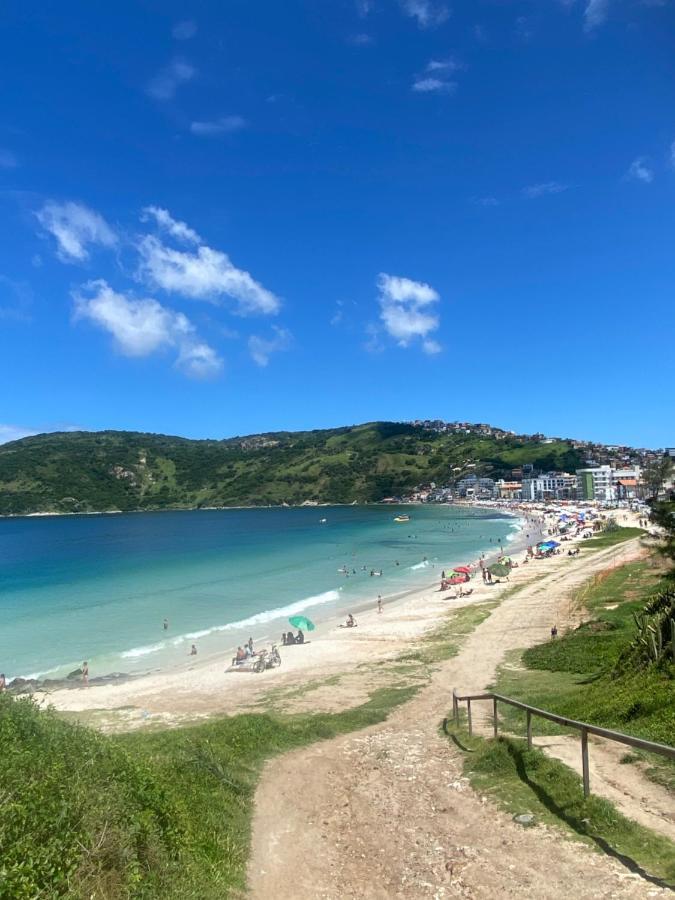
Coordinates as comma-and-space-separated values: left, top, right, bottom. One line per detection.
0, 422, 584, 515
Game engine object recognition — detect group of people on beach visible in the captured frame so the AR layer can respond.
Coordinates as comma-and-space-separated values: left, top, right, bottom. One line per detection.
281, 630, 305, 645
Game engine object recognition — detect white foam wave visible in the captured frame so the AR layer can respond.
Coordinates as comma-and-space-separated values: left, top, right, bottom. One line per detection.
409, 561, 429, 570
118, 589, 341, 660
121, 641, 168, 659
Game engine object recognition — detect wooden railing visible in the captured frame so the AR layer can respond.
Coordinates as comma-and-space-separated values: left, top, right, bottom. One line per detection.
451, 689, 675, 798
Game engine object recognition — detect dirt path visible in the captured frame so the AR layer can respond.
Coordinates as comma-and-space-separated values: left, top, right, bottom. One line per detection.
533, 735, 675, 843
248, 540, 672, 898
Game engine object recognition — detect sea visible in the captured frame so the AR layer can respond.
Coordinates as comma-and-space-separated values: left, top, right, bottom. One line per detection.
0, 505, 522, 681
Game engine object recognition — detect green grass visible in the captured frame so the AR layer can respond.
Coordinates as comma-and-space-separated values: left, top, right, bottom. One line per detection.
0, 685, 418, 899
397, 597, 501, 665
488, 557, 675, 790
580, 526, 645, 550
454, 730, 675, 888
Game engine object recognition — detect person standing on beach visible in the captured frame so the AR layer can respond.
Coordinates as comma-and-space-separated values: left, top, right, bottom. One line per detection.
81, 661, 89, 686
377, 595, 383, 614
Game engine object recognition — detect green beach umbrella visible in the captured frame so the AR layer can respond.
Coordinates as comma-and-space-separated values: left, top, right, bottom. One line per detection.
498, 556, 512, 565
288, 615, 316, 631
488, 563, 510, 578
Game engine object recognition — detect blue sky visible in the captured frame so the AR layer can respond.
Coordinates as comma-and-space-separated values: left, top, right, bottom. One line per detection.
1, 0, 674, 449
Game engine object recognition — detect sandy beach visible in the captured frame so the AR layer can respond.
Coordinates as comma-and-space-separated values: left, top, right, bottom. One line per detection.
41, 505, 630, 728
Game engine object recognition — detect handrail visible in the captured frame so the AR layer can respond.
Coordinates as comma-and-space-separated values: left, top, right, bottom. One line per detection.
452, 688, 675, 798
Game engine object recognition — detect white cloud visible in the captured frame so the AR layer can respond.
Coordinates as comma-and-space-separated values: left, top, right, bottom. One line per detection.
474, 196, 499, 207
584, 0, 610, 31
412, 77, 456, 94
146, 59, 195, 101
176, 341, 223, 378
0, 424, 38, 445
0, 148, 18, 168
73, 279, 222, 378
426, 58, 463, 72
137, 217, 280, 315
141, 206, 200, 243
377, 273, 441, 352
523, 181, 568, 198
248, 326, 292, 367
36, 201, 117, 262
626, 157, 653, 183
172, 20, 197, 40
348, 32, 374, 45
190, 116, 247, 137
400, 0, 449, 27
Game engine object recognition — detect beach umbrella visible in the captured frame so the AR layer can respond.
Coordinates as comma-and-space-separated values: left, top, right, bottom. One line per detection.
488, 563, 510, 578
453, 566, 472, 574
288, 615, 316, 631
448, 574, 469, 585
498, 556, 512, 565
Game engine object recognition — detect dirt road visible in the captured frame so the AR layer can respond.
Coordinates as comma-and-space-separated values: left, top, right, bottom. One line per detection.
248, 539, 672, 898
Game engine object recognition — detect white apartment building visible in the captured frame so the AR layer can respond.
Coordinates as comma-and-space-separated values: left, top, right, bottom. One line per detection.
522, 473, 577, 502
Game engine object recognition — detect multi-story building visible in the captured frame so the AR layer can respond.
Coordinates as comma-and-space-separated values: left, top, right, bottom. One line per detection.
576, 466, 614, 502
522, 473, 577, 502
495, 480, 523, 500
456, 475, 496, 499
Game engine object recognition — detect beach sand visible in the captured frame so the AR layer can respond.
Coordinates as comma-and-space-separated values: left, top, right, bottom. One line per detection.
41, 506, 639, 728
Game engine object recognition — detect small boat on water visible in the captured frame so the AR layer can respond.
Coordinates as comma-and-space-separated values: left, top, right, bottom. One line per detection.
394, 514, 410, 523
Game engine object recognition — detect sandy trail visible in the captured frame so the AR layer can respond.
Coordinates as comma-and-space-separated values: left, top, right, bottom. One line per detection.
248, 538, 672, 899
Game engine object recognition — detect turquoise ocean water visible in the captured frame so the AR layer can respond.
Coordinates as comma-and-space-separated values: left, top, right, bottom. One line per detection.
0, 505, 521, 680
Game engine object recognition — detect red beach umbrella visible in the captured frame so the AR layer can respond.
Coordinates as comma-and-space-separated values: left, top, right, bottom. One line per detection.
453, 566, 472, 574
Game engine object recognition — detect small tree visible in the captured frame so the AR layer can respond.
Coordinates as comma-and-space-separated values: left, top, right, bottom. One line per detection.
642, 456, 673, 501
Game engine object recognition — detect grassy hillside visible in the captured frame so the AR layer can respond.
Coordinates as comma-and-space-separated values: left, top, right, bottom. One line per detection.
0, 422, 584, 515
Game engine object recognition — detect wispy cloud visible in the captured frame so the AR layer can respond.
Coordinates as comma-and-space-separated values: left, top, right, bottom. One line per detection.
0, 424, 38, 445
347, 32, 374, 45
141, 206, 200, 243
73, 279, 222, 378
413, 58, 463, 94
189, 116, 247, 137
426, 58, 464, 72
400, 0, 449, 28
523, 181, 568, 198
473, 196, 499, 207
584, 0, 610, 31
0, 275, 33, 322
137, 208, 280, 315
377, 273, 441, 353
356, 0, 373, 15
172, 20, 197, 40
36, 201, 117, 262
146, 59, 195, 101
248, 326, 293, 367
0, 148, 18, 169
626, 157, 653, 183
412, 77, 456, 94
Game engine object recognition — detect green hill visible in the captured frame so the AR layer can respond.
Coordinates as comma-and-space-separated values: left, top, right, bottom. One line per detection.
0, 422, 585, 515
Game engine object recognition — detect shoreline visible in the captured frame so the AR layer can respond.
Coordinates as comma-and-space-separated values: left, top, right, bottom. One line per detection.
4, 504, 528, 685
38, 508, 560, 723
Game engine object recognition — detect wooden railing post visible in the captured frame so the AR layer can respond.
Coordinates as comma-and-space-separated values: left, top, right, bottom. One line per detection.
526, 710, 532, 749
453, 689, 458, 725
467, 699, 472, 736
581, 727, 590, 798
493, 697, 498, 738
